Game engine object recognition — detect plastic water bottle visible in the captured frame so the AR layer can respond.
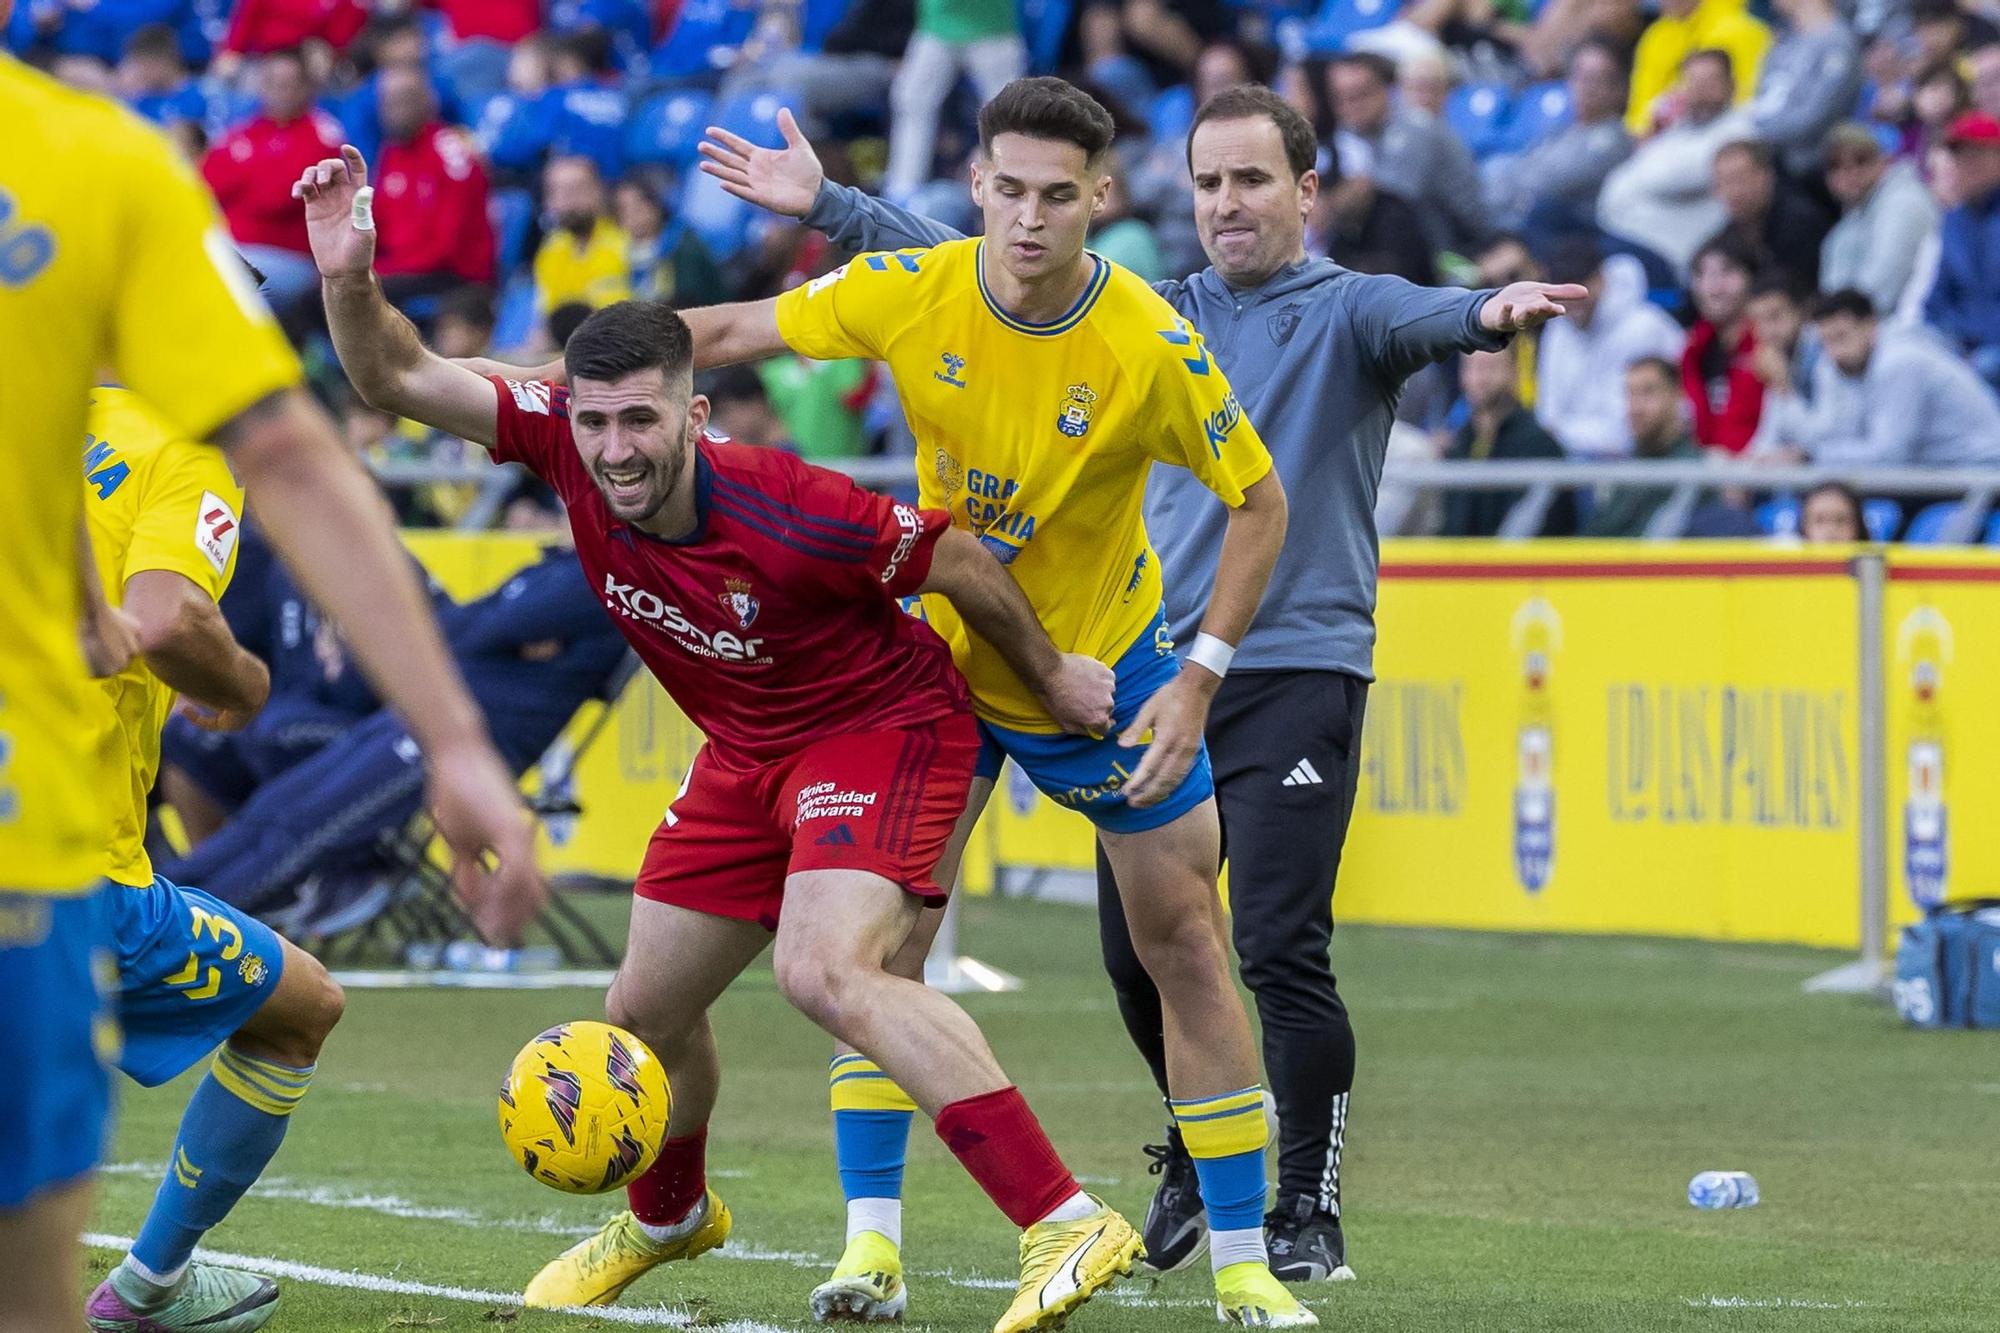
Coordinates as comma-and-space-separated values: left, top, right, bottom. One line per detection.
1688, 1171, 1760, 1209
440, 941, 561, 973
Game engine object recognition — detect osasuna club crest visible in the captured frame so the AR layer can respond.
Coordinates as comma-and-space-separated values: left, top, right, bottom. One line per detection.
719, 577, 760, 631
1268, 304, 1304, 347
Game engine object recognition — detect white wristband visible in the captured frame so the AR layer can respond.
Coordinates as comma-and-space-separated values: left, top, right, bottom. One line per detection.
1186, 632, 1235, 679
351, 186, 375, 232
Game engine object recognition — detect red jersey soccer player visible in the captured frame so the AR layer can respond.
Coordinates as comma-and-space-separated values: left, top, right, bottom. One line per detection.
299, 147, 1141, 1332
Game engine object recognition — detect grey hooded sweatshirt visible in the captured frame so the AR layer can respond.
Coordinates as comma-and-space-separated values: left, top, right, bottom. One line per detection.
802, 181, 1507, 680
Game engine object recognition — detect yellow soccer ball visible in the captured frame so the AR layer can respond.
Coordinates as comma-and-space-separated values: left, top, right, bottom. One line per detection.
498, 1021, 671, 1194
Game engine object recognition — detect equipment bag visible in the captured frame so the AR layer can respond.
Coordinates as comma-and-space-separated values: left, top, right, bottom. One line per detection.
1895, 900, 2000, 1028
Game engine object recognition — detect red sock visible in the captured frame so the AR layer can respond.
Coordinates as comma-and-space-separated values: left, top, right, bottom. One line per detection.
627, 1125, 707, 1226
934, 1086, 1081, 1229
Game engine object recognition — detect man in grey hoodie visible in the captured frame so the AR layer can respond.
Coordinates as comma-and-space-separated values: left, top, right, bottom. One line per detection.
698, 84, 1580, 1285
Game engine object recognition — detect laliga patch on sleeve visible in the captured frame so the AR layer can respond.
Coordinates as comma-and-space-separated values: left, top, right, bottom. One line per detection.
506, 379, 553, 415
195, 490, 240, 574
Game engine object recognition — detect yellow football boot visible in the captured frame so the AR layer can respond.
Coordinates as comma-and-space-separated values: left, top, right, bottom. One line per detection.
810, 1228, 908, 1323
1214, 1260, 1320, 1327
993, 1197, 1142, 1333
522, 1190, 731, 1308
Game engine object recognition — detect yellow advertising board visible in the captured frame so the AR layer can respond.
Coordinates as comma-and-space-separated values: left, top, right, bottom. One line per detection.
397, 532, 2000, 949
1883, 551, 2000, 930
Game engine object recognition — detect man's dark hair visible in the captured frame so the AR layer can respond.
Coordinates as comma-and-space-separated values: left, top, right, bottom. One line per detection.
1749, 271, 1802, 303
352, 13, 424, 75
564, 301, 695, 385
701, 363, 769, 408
1811, 288, 1877, 321
1912, 0, 1962, 25
1333, 51, 1398, 89
122, 22, 182, 65
1628, 355, 1680, 386
978, 77, 1116, 164
1187, 84, 1318, 179
1681, 47, 1734, 83
260, 45, 310, 74
1715, 138, 1774, 171
1691, 233, 1759, 278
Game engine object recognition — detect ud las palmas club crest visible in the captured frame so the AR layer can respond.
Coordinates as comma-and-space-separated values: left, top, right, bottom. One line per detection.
1898, 606, 1952, 907
1510, 598, 1561, 893
1057, 382, 1098, 438
719, 578, 760, 632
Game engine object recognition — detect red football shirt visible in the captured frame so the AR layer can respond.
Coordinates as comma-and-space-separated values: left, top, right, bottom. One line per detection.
487, 377, 971, 769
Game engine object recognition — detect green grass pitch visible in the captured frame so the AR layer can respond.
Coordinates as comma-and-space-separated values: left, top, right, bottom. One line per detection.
85, 895, 2000, 1331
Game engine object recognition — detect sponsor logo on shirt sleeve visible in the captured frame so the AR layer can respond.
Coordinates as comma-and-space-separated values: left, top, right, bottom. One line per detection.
506, 379, 553, 415
882, 504, 923, 584
195, 490, 240, 574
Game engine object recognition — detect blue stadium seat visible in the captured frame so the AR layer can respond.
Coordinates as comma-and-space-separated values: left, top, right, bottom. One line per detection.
625, 89, 714, 170
475, 91, 557, 175
677, 92, 795, 257
800, 0, 852, 52
652, 0, 758, 81
1302, 0, 1402, 52
1446, 81, 1514, 159
491, 274, 541, 353
439, 39, 513, 113
1986, 511, 2000, 545
1863, 497, 1903, 542
549, 0, 655, 74
488, 186, 539, 276
1148, 86, 1197, 143
1903, 500, 1967, 544
1020, 0, 1074, 73
1499, 80, 1571, 153
1756, 497, 1799, 537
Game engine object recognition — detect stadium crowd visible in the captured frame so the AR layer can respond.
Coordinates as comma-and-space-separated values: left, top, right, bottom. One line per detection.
12, 0, 2000, 537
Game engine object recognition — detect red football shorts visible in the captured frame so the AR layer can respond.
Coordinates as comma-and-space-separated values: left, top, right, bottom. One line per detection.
635, 716, 980, 931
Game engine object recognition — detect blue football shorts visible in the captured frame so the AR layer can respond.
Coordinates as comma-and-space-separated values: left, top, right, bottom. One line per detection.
0, 885, 118, 1208
975, 610, 1216, 835
110, 876, 285, 1088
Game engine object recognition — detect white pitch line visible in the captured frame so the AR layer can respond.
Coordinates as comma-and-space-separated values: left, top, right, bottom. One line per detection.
82, 1233, 786, 1331
1684, 1296, 1869, 1310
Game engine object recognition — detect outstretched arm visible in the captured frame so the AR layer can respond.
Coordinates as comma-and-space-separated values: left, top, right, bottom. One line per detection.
700, 107, 966, 253
296, 146, 501, 445
919, 528, 1115, 737
1120, 469, 1287, 806
124, 570, 270, 724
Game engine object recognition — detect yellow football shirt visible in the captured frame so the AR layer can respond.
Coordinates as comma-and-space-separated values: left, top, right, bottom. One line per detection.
83, 389, 245, 888
776, 238, 1272, 732
1, 57, 299, 893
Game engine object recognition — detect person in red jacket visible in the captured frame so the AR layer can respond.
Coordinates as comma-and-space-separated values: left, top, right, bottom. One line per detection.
1679, 236, 1765, 452
426, 0, 542, 43
372, 64, 497, 304
220, 0, 368, 61
201, 47, 345, 316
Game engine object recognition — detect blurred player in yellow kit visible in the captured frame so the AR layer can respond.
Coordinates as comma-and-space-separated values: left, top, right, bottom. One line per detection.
1, 19, 542, 1331
76, 387, 356, 1333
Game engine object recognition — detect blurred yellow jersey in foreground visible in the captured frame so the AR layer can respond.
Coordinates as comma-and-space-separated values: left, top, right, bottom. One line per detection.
0, 55, 296, 891
83, 389, 245, 888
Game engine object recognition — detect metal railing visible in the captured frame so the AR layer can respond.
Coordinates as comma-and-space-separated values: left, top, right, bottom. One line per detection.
370, 454, 2000, 538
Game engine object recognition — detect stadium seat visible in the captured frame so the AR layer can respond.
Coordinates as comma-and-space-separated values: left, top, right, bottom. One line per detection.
1446, 81, 1515, 158
438, 39, 513, 112
491, 273, 541, 353
1863, 497, 1903, 542
651, 0, 758, 81
1985, 511, 2000, 545
800, 0, 852, 51
1021, 0, 1074, 72
1903, 500, 1969, 544
550, 84, 632, 180
488, 186, 539, 276
1755, 497, 1799, 536
1148, 85, 1197, 143
624, 88, 714, 170
1302, 0, 1403, 54
475, 91, 557, 175
1499, 80, 1571, 153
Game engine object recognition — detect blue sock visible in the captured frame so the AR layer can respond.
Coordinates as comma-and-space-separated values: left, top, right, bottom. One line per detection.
1171, 1086, 1271, 1233
829, 1054, 915, 1201
131, 1048, 314, 1277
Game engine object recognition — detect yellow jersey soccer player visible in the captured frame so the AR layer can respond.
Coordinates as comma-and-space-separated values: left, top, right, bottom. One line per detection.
685, 78, 1314, 1328
79, 390, 348, 1333
2, 39, 539, 1332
